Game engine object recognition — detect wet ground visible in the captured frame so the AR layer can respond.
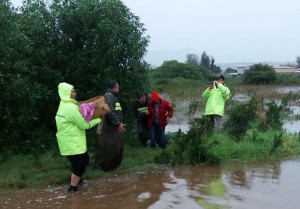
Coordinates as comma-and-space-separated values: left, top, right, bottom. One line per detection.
1, 86, 299, 208
1, 159, 300, 209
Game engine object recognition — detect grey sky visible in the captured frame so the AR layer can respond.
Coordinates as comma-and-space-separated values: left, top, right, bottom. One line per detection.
11, 0, 300, 66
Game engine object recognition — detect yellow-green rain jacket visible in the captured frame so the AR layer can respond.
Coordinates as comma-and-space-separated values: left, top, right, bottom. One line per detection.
55, 82, 101, 156
202, 83, 230, 117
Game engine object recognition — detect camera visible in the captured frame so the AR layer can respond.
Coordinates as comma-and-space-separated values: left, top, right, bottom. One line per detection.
209, 81, 218, 88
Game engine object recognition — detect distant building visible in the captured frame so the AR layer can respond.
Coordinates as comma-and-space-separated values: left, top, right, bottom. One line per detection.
274, 66, 298, 73
236, 65, 298, 74
236, 64, 254, 74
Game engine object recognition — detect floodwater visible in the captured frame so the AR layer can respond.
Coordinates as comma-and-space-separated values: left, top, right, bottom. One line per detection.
2, 159, 300, 209
1, 86, 299, 209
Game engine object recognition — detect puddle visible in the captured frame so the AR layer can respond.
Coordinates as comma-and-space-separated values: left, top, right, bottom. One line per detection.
283, 121, 300, 133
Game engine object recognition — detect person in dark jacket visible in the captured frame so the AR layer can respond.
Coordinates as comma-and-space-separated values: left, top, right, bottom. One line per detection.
132, 92, 150, 146
94, 80, 126, 171
148, 91, 173, 149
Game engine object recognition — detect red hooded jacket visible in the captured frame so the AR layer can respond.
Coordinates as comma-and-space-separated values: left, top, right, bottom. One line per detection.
148, 98, 174, 128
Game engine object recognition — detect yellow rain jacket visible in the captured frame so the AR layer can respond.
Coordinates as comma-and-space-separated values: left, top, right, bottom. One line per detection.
55, 82, 101, 156
202, 83, 230, 117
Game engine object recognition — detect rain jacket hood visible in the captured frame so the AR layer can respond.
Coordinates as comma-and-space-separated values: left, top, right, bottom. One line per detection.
58, 82, 74, 102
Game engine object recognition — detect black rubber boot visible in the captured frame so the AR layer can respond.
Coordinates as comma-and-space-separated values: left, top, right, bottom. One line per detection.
67, 185, 77, 193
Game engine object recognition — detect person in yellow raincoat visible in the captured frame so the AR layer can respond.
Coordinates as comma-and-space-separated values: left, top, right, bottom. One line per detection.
55, 82, 101, 192
202, 75, 230, 131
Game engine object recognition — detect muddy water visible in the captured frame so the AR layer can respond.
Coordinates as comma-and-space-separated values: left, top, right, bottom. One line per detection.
2, 159, 300, 209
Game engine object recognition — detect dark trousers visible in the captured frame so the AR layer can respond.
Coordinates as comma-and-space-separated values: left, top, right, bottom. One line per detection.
66, 152, 89, 177
150, 122, 166, 149
138, 125, 150, 146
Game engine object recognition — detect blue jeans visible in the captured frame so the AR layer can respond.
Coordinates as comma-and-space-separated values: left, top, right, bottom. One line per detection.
150, 123, 166, 149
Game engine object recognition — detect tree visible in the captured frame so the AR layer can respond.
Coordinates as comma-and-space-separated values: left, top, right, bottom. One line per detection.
224, 68, 237, 74
297, 56, 300, 68
200, 51, 210, 69
210, 56, 222, 74
185, 53, 199, 65
0, 0, 150, 151
243, 64, 277, 84
0, 0, 46, 149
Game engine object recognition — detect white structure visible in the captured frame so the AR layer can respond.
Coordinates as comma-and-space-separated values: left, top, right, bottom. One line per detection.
236, 64, 254, 74
274, 67, 298, 73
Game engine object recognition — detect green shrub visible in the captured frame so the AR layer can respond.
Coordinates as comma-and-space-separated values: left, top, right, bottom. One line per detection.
225, 94, 263, 139
155, 117, 213, 165
243, 64, 277, 84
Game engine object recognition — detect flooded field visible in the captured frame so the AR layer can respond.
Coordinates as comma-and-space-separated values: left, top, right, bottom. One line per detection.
166, 85, 300, 134
1, 85, 299, 209
2, 159, 300, 209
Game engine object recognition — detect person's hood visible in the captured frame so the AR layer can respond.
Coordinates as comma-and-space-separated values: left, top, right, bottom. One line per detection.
58, 82, 73, 102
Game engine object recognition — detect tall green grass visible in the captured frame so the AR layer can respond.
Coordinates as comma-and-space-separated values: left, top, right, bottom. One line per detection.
0, 145, 162, 190
151, 77, 206, 99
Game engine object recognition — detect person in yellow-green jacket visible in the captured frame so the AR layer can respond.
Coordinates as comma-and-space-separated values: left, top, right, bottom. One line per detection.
55, 82, 101, 193
202, 75, 230, 131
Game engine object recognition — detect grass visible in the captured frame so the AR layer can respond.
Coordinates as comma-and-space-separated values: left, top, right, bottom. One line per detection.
1, 76, 299, 190
0, 145, 163, 190
151, 77, 206, 100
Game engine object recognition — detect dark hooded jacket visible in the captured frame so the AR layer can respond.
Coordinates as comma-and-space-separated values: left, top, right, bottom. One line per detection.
95, 89, 124, 171
132, 94, 150, 133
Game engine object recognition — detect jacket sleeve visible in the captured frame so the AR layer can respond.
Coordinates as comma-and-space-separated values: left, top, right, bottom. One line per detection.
217, 83, 230, 100
105, 93, 121, 126
202, 88, 210, 100
166, 101, 174, 118
68, 104, 101, 130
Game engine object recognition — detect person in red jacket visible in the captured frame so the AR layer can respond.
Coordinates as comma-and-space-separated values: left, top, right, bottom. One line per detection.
148, 91, 173, 149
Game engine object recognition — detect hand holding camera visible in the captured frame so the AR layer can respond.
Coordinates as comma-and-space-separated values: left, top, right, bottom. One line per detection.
209, 80, 218, 89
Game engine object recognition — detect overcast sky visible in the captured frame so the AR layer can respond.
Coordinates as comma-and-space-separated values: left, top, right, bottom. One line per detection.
11, 0, 300, 66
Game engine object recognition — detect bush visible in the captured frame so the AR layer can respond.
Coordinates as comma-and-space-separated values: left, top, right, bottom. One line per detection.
155, 117, 213, 165
155, 60, 211, 81
243, 64, 277, 84
225, 94, 263, 139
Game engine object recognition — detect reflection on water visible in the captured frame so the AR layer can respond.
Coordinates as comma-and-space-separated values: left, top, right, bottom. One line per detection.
2, 159, 300, 209
283, 120, 300, 133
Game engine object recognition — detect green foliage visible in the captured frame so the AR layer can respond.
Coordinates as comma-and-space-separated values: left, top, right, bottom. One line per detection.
243, 64, 277, 84
185, 53, 199, 65
225, 94, 263, 139
155, 112, 300, 166
225, 92, 289, 139
224, 68, 237, 74
265, 101, 284, 130
155, 60, 210, 81
200, 51, 210, 69
270, 132, 283, 154
297, 56, 300, 68
0, 0, 150, 152
274, 73, 300, 85
0, 143, 161, 189
187, 99, 199, 120
150, 77, 205, 100
155, 117, 213, 165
